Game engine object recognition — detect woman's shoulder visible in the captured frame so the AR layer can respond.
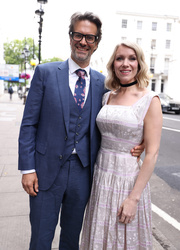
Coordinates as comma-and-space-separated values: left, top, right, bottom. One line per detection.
102, 90, 111, 106
140, 89, 159, 100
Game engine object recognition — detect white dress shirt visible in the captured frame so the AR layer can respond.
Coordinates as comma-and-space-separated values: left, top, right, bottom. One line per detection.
21, 58, 91, 174
69, 57, 90, 102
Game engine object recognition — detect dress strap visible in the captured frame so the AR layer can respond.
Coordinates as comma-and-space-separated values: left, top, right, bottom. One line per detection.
139, 91, 159, 123
102, 91, 111, 106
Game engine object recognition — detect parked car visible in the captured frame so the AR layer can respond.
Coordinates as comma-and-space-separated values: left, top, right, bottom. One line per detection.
158, 93, 180, 114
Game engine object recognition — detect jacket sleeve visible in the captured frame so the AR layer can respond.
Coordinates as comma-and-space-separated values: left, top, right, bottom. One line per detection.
18, 65, 44, 171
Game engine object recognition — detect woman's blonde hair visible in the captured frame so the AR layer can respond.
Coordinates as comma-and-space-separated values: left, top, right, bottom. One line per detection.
105, 41, 150, 90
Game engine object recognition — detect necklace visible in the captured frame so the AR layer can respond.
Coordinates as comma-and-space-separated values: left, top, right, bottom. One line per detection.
119, 80, 138, 87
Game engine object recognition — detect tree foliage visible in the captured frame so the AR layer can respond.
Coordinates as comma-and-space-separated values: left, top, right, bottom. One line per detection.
42, 57, 63, 64
3, 38, 39, 71
3, 38, 64, 72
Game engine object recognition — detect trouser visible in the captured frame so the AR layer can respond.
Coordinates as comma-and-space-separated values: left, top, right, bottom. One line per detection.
29, 154, 91, 250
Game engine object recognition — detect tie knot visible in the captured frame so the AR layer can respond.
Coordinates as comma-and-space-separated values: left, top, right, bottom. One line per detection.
75, 69, 86, 78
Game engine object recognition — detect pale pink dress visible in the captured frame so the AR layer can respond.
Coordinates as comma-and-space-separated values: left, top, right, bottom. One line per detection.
80, 91, 157, 250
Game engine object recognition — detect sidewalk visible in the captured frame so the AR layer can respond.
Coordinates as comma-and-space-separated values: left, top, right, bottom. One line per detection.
0, 92, 165, 249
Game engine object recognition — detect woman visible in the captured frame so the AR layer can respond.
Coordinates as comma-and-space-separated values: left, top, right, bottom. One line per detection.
80, 41, 162, 249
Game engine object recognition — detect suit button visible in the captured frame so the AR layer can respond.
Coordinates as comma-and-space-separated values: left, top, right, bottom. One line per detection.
59, 155, 63, 159
65, 136, 67, 140
76, 132, 79, 135
75, 141, 78, 144
78, 124, 81, 127
79, 116, 82, 119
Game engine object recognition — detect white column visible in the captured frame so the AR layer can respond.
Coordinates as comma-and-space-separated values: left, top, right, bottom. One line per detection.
156, 75, 162, 93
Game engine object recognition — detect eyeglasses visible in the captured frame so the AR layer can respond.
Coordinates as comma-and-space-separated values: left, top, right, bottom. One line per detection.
70, 32, 98, 44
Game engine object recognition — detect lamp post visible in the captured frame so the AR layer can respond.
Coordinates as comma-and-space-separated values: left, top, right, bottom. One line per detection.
20, 42, 30, 104
35, 0, 48, 64
30, 39, 37, 70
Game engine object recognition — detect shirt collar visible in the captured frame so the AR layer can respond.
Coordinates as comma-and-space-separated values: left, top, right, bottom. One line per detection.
69, 57, 90, 77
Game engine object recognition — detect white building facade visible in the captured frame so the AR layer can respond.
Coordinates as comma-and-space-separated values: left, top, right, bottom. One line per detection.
92, 11, 180, 101
115, 11, 180, 100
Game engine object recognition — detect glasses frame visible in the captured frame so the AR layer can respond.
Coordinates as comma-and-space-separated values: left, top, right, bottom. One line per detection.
70, 32, 98, 44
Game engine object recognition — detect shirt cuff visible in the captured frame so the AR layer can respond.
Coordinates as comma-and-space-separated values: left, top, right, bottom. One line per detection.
21, 169, 36, 174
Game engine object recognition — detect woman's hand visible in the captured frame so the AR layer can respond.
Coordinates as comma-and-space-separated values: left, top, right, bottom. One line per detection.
117, 197, 138, 224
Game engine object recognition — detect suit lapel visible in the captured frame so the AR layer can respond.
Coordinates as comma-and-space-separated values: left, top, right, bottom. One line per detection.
90, 70, 102, 138
56, 60, 70, 134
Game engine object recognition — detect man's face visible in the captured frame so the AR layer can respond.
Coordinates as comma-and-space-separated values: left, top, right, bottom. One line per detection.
70, 20, 98, 68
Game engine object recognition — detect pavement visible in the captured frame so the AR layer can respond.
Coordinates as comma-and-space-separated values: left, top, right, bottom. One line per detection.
0, 92, 172, 250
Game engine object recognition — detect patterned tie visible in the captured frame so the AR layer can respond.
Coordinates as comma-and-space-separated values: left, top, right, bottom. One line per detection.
74, 69, 86, 111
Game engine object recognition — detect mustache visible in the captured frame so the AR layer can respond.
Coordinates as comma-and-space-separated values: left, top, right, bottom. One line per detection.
78, 43, 89, 48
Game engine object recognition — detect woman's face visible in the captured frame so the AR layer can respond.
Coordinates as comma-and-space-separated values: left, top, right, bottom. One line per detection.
113, 45, 139, 85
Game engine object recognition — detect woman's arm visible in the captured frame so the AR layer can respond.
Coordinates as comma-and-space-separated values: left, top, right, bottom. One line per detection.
118, 96, 163, 224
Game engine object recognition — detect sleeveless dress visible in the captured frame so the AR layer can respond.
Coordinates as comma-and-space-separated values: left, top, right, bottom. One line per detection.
80, 90, 158, 250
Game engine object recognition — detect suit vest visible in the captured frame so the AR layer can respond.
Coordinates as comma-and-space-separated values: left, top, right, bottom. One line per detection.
62, 86, 92, 167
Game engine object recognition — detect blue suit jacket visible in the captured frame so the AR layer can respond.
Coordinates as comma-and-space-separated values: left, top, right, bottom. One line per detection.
18, 60, 106, 190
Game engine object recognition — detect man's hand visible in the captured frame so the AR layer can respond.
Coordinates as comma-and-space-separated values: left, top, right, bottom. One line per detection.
131, 140, 145, 161
22, 172, 39, 196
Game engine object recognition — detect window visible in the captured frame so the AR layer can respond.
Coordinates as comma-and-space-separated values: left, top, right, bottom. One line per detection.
137, 21, 142, 30
152, 22, 157, 31
151, 39, 156, 49
161, 79, 164, 93
136, 38, 142, 45
151, 79, 156, 91
165, 40, 171, 49
150, 57, 155, 73
122, 19, 127, 28
167, 23, 172, 32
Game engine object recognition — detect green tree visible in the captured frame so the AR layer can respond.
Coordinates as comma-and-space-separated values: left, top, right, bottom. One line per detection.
3, 38, 39, 71
3, 38, 64, 70
42, 57, 63, 64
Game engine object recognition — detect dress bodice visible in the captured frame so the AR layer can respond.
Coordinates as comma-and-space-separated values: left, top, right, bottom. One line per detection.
96, 91, 157, 154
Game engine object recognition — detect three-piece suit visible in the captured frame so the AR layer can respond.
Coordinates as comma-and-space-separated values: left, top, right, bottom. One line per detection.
18, 59, 106, 249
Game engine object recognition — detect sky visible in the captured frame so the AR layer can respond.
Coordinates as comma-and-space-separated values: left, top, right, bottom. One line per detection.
0, 0, 180, 62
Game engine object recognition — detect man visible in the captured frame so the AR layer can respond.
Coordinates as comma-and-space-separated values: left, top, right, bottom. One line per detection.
8, 84, 13, 100
18, 12, 142, 250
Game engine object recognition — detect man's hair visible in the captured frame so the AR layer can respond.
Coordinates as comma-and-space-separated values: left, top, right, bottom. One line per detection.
69, 12, 102, 43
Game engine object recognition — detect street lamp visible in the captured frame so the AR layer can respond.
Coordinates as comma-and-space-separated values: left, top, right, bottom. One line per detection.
20, 42, 30, 104
30, 59, 37, 70
37, 0, 48, 3
35, 0, 48, 64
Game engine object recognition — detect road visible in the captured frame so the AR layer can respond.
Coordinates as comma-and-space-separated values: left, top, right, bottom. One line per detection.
150, 112, 180, 249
